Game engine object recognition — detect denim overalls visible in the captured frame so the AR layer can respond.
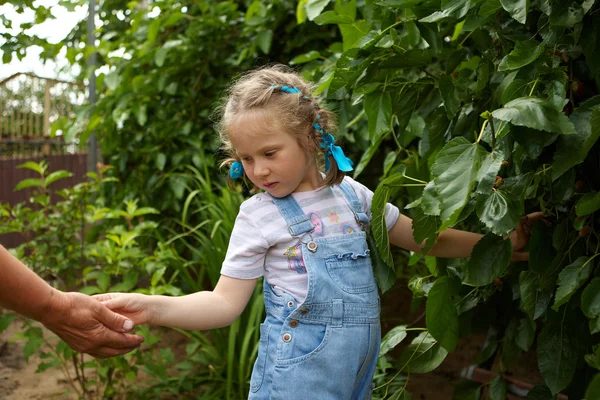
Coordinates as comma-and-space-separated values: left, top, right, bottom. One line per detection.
249, 181, 381, 400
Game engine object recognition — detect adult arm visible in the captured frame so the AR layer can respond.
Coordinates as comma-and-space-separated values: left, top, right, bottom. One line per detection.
388, 212, 544, 260
0, 245, 144, 358
95, 275, 258, 331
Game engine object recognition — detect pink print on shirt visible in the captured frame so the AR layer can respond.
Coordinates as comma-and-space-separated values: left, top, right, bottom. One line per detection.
308, 212, 325, 236
328, 210, 339, 224
284, 243, 306, 274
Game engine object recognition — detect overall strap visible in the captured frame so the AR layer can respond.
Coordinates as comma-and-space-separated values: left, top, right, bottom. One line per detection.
338, 180, 370, 226
270, 194, 314, 237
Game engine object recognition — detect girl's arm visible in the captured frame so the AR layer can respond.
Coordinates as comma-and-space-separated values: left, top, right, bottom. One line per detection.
388, 212, 544, 259
96, 276, 258, 331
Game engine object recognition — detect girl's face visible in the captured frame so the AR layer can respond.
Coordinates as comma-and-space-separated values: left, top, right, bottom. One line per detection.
229, 108, 322, 198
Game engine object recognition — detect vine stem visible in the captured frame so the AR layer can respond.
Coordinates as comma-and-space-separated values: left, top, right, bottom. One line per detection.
476, 119, 489, 143
529, 78, 539, 96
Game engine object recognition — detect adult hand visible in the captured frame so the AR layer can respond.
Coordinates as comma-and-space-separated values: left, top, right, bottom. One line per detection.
93, 293, 153, 326
41, 291, 144, 358
510, 211, 546, 261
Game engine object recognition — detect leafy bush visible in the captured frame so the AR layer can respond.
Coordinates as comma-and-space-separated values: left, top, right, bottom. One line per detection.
295, 0, 600, 398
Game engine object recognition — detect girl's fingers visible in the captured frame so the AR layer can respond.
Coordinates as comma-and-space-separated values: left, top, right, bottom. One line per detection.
99, 297, 129, 311
522, 212, 545, 226
92, 294, 113, 302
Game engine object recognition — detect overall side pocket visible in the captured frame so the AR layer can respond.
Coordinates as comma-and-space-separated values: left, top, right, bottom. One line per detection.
250, 323, 271, 393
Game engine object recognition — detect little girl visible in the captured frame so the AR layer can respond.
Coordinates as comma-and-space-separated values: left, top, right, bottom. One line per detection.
96, 65, 540, 399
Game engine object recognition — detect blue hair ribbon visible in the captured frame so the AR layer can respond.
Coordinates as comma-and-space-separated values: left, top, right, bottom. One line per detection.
269, 84, 354, 173
229, 161, 244, 179
320, 134, 354, 172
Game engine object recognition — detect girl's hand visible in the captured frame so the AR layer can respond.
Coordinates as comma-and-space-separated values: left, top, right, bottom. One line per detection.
509, 211, 545, 261
93, 293, 152, 326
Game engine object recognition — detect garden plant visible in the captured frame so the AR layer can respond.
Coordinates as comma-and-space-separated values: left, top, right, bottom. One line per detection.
1, 0, 600, 399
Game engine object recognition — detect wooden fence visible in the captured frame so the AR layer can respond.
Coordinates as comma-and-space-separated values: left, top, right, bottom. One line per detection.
0, 73, 88, 248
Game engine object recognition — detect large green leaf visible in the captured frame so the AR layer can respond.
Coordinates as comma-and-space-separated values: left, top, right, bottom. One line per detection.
419, 0, 471, 23
431, 137, 484, 230
512, 126, 559, 159
45, 170, 73, 187
538, 310, 577, 395
475, 189, 522, 236
426, 276, 459, 351
421, 181, 441, 216
412, 206, 440, 253
365, 91, 393, 142
14, 178, 44, 191
367, 230, 396, 293
492, 97, 575, 134
397, 331, 448, 373
576, 191, 600, 216
380, 325, 408, 356
464, 234, 512, 286
305, 0, 331, 20
439, 74, 462, 118
498, 40, 545, 71
372, 171, 405, 269
552, 256, 592, 310
452, 381, 481, 400
500, 0, 529, 24
552, 99, 600, 180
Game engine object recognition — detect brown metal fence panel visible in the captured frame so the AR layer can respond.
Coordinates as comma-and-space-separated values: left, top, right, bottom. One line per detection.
0, 153, 88, 248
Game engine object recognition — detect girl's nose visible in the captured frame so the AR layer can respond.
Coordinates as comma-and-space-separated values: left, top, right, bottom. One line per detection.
254, 163, 269, 177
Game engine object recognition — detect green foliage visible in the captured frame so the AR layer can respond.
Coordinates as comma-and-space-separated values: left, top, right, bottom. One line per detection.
299, 0, 600, 396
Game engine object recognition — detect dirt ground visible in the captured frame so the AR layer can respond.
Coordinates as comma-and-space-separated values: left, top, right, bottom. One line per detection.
1, 283, 546, 400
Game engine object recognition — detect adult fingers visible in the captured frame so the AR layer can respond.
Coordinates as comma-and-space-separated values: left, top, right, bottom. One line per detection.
92, 294, 114, 302
98, 329, 145, 349
98, 296, 130, 312
95, 300, 136, 332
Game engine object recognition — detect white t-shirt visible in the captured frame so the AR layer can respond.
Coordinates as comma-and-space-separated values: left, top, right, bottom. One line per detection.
220, 176, 400, 303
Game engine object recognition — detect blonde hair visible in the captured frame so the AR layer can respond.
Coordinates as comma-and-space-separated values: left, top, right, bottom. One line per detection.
215, 64, 346, 192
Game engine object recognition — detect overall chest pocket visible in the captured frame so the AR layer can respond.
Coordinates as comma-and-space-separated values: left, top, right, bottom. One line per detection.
325, 249, 375, 294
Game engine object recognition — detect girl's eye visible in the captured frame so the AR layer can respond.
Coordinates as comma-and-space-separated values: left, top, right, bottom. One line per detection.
265, 151, 276, 157
242, 157, 252, 162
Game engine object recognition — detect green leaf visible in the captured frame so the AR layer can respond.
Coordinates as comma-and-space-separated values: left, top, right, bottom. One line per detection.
512, 126, 558, 159
314, 10, 353, 24
420, 108, 449, 157
500, 0, 530, 24
529, 221, 556, 274
491, 97, 576, 134
480, 0, 502, 16
515, 317, 536, 351
431, 138, 485, 230
0, 313, 15, 334
502, 78, 530, 104
452, 381, 481, 400
464, 234, 512, 286
552, 256, 594, 311
380, 325, 408, 356
290, 51, 321, 65
156, 153, 166, 171
426, 276, 459, 351
498, 40, 545, 71
255, 30, 273, 54
135, 104, 148, 126
549, 1, 585, 27
475, 189, 522, 236
412, 207, 440, 253
552, 99, 600, 180
14, 178, 44, 191
371, 170, 404, 269
23, 328, 44, 362
439, 74, 462, 118
520, 271, 540, 319
305, 0, 332, 20
17, 161, 44, 174
476, 149, 505, 194
365, 91, 393, 142
296, 0, 308, 23
367, 230, 396, 293
576, 191, 600, 216
45, 170, 73, 187
585, 375, 600, 400
526, 384, 555, 399
490, 376, 507, 400
397, 331, 448, 373
421, 181, 441, 216
582, 278, 600, 333
538, 311, 577, 395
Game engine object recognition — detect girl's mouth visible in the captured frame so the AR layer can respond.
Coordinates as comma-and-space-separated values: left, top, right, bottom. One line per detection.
264, 182, 278, 189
